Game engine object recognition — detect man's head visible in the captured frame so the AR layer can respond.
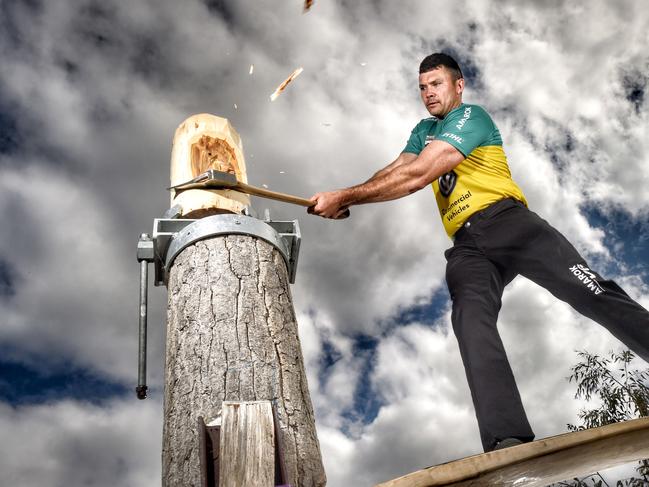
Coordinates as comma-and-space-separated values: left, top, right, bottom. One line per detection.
418, 53, 464, 118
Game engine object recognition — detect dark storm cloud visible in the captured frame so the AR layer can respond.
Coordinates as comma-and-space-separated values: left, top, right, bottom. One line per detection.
0, 260, 17, 298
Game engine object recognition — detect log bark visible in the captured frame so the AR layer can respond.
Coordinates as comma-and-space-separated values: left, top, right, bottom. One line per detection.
162, 234, 326, 487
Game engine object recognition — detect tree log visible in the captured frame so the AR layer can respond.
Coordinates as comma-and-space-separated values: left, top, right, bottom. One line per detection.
162, 234, 326, 487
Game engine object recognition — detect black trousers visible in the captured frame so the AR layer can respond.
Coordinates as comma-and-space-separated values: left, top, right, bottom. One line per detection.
445, 198, 649, 452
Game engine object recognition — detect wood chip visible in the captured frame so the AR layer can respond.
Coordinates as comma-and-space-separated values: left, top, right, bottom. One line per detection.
270, 67, 303, 101
304, 0, 314, 12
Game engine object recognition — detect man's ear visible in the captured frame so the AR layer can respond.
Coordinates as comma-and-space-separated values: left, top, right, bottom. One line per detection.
456, 78, 465, 95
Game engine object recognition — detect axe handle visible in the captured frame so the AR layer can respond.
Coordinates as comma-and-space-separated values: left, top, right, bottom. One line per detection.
235, 181, 314, 207
237, 181, 350, 220
236, 182, 349, 218
172, 178, 350, 218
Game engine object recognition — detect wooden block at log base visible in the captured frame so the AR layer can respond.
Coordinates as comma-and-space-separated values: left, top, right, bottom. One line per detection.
220, 401, 275, 487
170, 113, 250, 218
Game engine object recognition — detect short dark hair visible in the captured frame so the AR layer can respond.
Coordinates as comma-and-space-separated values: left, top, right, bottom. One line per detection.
419, 53, 463, 80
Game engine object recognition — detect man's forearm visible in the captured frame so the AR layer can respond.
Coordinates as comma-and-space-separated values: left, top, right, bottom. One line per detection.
308, 141, 463, 219
365, 165, 394, 183
341, 143, 464, 207
342, 162, 429, 206
363, 153, 414, 184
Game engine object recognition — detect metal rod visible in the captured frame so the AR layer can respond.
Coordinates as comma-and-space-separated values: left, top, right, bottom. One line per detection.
136, 259, 149, 399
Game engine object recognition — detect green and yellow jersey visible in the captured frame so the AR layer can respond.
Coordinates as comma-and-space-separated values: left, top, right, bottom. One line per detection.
403, 103, 527, 237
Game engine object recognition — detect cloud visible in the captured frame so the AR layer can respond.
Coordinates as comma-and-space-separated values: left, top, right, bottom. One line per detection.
0, 397, 162, 487
0, 0, 648, 485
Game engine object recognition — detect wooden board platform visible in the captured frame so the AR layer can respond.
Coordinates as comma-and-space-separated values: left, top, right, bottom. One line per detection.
375, 417, 649, 487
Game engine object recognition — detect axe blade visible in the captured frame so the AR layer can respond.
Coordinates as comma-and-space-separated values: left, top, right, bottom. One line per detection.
168, 169, 238, 190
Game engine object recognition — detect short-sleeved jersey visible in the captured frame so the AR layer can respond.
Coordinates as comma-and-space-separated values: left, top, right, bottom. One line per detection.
403, 103, 527, 237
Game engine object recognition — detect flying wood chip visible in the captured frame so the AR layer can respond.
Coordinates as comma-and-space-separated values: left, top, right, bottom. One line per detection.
304, 0, 314, 12
270, 67, 303, 101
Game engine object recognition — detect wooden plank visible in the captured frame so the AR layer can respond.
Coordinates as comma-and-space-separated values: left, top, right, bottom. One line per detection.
219, 401, 275, 487
375, 417, 649, 487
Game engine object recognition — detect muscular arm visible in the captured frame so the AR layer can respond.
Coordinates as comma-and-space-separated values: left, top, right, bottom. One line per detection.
363, 151, 417, 183
309, 141, 465, 219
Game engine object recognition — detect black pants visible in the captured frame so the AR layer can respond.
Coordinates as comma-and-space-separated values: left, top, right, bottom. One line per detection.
445, 198, 649, 452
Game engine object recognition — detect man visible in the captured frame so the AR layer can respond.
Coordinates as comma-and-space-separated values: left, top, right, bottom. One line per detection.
308, 53, 649, 452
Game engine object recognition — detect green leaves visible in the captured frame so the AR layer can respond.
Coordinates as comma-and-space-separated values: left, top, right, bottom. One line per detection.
567, 350, 649, 431
555, 350, 649, 486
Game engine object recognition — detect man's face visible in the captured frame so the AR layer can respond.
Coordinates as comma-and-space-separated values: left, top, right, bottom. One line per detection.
419, 66, 464, 118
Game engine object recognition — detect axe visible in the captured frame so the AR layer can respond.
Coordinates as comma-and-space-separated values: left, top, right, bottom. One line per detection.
169, 169, 350, 218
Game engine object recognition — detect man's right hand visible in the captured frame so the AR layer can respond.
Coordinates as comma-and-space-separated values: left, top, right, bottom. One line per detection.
308, 190, 351, 219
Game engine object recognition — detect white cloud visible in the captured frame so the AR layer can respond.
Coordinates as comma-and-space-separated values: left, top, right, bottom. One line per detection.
0, 0, 648, 485
0, 397, 162, 487
0, 163, 144, 379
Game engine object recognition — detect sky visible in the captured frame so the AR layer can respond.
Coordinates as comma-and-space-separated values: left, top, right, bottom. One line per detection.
0, 0, 648, 485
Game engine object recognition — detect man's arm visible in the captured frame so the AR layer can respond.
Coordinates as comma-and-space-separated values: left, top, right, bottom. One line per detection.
309, 140, 464, 219
363, 151, 417, 183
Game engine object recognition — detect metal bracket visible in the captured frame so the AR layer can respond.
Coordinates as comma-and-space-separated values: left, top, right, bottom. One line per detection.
151, 214, 301, 285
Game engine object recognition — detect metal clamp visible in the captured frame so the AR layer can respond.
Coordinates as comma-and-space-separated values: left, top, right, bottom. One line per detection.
152, 214, 301, 285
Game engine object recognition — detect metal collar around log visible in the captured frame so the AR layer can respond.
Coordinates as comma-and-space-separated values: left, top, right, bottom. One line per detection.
153, 214, 301, 284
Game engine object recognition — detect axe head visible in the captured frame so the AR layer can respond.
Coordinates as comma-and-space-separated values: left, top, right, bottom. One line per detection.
168, 169, 238, 191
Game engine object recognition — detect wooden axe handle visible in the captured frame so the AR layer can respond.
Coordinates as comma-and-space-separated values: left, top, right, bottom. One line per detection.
235, 181, 314, 207
235, 182, 350, 219
170, 170, 350, 218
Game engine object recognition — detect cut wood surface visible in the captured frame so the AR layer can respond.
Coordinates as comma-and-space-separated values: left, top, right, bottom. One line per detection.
220, 401, 275, 487
170, 113, 250, 217
375, 417, 649, 487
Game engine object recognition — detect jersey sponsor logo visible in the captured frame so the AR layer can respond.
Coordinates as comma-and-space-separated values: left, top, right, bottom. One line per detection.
424, 135, 435, 146
442, 132, 463, 144
569, 264, 604, 295
456, 106, 472, 130
438, 170, 457, 197
441, 190, 472, 221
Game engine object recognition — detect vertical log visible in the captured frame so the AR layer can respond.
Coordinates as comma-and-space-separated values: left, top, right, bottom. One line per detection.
162, 234, 327, 487
162, 114, 325, 486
